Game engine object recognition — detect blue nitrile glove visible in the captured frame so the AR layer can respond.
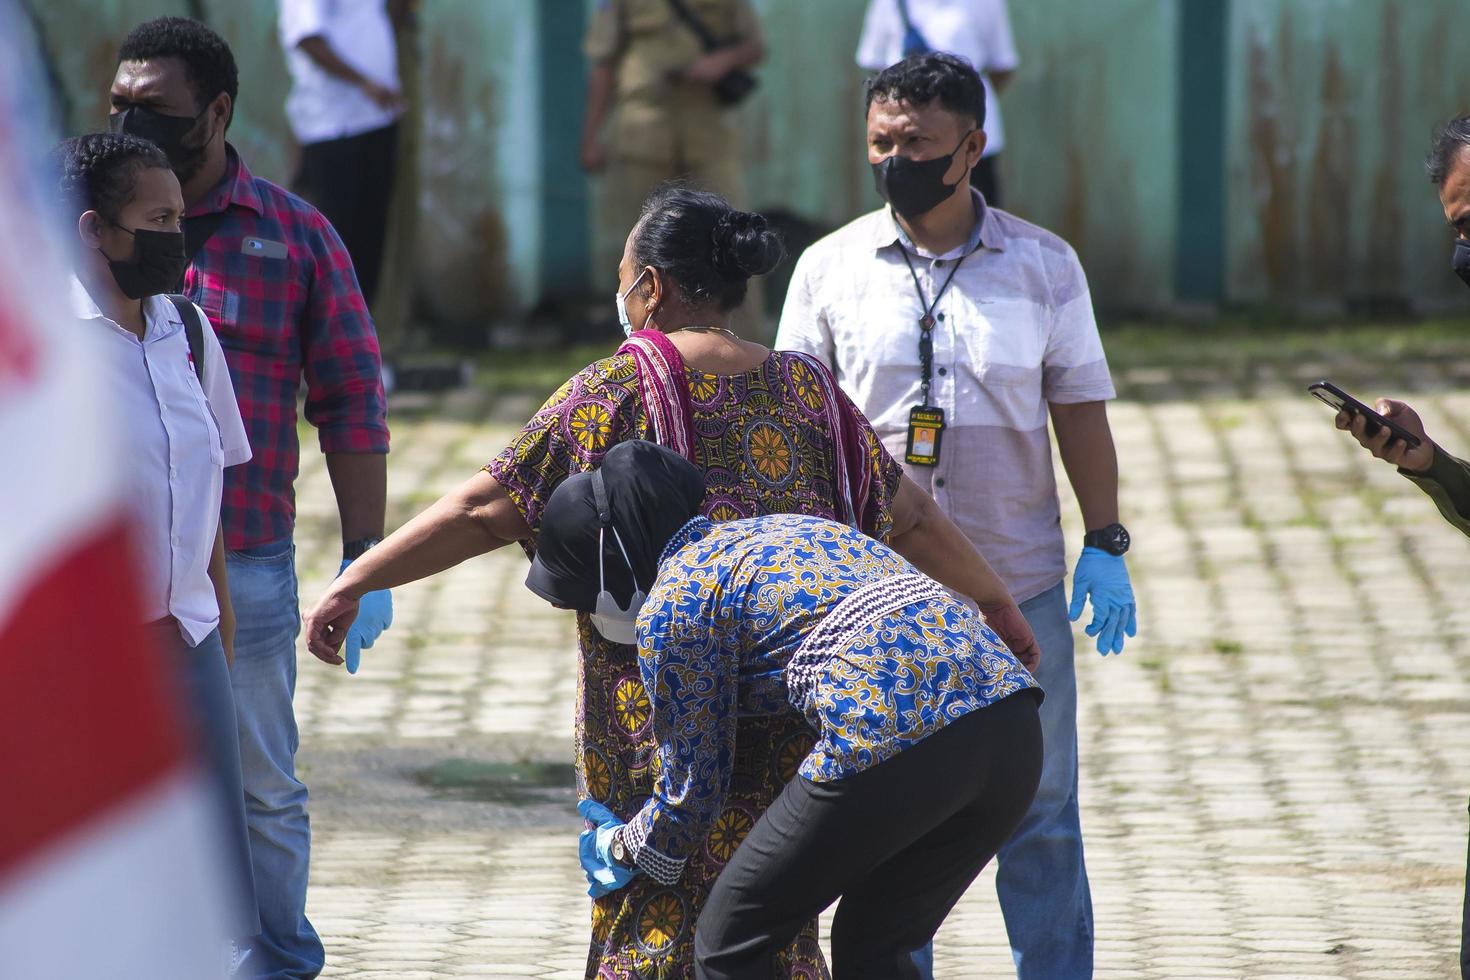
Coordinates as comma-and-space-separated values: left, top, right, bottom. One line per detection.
1068, 547, 1138, 656
577, 799, 638, 898
338, 559, 393, 674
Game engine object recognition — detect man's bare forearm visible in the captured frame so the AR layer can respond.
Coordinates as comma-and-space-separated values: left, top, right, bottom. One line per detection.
325, 452, 387, 547
298, 35, 371, 87
1050, 400, 1120, 531
582, 63, 615, 146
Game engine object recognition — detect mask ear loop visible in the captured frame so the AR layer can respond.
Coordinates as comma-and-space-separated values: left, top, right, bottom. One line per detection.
608, 525, 641, 596
619, 267, 647, 305
591, 468, 643, 600
597, 525, 608, 598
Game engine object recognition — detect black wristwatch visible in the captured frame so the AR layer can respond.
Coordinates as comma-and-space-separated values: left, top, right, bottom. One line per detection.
343, 536, 381, 561
609, 827, 633, 868
1083, 523, 1130, 556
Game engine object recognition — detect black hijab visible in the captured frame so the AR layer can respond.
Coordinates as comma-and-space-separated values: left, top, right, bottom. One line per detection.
526, 440, 706, 613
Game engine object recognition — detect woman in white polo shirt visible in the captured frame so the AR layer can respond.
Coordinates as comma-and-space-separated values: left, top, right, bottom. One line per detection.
56, 132, 257, 968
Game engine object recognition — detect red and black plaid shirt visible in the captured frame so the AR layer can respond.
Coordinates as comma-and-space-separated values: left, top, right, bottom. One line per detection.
183, 147, 389, 550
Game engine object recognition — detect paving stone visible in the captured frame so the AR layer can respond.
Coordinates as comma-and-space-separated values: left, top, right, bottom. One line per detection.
287, 378, 1470, 977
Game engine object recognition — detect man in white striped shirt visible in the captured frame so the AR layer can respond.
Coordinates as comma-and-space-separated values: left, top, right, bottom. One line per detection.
776, 52, 1136, 980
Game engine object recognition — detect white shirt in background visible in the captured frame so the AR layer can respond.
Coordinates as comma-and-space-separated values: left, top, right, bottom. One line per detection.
71, 279, 252, 646
856, 0, 1020, 158
279, 0, 401, 144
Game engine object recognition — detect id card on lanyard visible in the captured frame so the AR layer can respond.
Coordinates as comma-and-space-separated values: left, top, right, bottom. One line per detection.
906, 404, 945, 466
900, 246, 969, 467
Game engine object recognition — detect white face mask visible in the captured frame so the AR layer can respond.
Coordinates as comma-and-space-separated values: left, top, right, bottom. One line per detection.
589, 523, 646, 645
616, 268, 652, 338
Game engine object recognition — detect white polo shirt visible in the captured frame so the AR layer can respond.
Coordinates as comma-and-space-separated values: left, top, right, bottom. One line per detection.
776, 194, 1114, 603
856, 0, 1020, 158
72, 279, 251, 646
280, 0, 402, 144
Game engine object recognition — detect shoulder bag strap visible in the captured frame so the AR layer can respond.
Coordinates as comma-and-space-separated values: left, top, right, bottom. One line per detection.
664, 0, 722, 51
165, 294, 206, 385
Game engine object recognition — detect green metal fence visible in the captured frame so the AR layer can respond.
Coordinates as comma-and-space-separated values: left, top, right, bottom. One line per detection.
29, 0, 1470, 324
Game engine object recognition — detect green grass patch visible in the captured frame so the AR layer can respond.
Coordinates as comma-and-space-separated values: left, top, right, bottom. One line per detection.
472, 342, 613, 400
415, 758, 576, 805
1102, 316, 1470, 371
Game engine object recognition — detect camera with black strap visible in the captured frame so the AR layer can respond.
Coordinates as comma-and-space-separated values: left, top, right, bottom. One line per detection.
664, 0, 758, 106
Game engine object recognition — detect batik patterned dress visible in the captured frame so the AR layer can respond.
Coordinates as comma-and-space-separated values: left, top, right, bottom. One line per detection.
486, 350, 903, 979
621, 514, 1040, 882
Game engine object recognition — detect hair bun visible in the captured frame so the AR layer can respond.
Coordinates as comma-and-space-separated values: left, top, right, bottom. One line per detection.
710, 210, 785, 280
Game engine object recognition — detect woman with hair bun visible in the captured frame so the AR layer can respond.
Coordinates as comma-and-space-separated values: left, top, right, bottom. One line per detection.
305, 184, 1038, 978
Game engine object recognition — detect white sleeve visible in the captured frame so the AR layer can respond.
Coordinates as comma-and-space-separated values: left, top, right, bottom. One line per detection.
1040, 247, 1114, 404
855, 0, 901, 71
195, 304, 252, 468
982, 0, 1020, 72
774, 250, 837, 371
279, 0, 332, 50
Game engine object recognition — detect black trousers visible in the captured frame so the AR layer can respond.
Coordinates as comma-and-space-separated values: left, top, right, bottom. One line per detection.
295, 121, 398, 308
694, 692, 1043, 980
1462, 798, 1469, 978
970, 154, 1002, 208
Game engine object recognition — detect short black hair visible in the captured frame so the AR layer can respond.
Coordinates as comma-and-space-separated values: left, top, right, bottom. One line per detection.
53, 132, 172, 223
1427, 115, 1470, 185
866, 52, 986, 130
632, 186, 785, 313
118, 16, 238, 118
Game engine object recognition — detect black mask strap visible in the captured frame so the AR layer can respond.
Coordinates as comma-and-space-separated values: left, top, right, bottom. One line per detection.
591, 468, 612, 526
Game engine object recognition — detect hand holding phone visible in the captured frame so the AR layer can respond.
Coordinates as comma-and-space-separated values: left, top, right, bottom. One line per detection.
1308, 381, 1422, 447
1309, 381, 1434, 472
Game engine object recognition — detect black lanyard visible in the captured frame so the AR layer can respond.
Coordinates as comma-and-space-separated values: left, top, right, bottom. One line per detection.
899, 244, 971, 408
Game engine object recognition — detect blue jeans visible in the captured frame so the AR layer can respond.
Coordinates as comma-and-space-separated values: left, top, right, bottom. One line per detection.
912, 581, 1093, 979
153, 622, 258, 940
227, 538, 322, 979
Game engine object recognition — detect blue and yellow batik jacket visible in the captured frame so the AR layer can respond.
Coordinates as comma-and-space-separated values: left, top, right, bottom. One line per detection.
620, 513, 1040, 885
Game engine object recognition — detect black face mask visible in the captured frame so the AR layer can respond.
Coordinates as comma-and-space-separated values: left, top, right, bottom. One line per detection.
871, 130, 975, 219
1454, 238, 1470, 290
110, 105, 211, 185
102, 224, 188, 299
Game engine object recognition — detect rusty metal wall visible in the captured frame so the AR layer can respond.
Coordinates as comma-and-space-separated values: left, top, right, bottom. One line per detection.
1002, 0, 1181, 311
28, 0, 1470, 320
27, 0, 539, 323
1227, 0, 1470, 313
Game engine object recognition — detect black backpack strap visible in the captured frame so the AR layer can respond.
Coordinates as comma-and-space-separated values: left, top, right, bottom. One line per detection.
664, 0, 722, 51
166, 294, 206, 385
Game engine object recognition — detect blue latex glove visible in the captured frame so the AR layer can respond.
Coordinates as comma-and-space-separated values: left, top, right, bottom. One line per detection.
1068, 547, 1137, 656
338, 559, 393, 674
577, 799, 638, 898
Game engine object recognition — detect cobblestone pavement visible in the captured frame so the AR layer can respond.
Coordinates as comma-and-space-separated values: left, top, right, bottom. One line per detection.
286, 356, 1470, 978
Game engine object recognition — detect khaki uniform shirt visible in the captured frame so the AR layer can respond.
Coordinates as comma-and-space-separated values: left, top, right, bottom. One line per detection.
584, 0, 761, 168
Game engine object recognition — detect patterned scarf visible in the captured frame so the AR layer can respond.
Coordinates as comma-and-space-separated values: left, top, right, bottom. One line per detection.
617, 329, 873, 527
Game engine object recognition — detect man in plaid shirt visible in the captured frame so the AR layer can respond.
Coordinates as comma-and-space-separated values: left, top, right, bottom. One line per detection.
110, 18, 391, 978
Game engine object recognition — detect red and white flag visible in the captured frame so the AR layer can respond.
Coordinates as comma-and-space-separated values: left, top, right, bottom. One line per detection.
0, 18, 232, 980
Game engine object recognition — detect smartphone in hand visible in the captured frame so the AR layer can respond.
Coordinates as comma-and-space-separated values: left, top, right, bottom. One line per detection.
1307, 381, 1423, 448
